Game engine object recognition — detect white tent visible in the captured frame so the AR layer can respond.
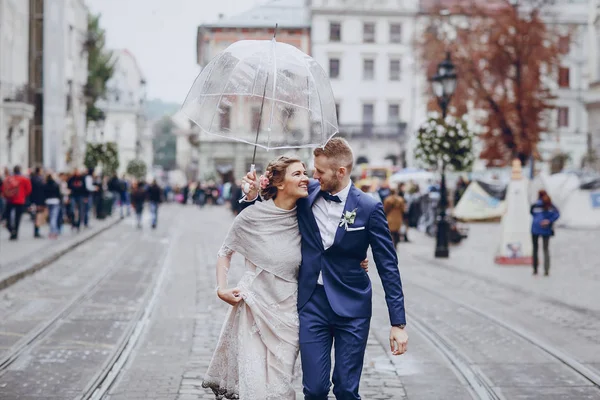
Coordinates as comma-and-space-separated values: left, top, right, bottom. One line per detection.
389, 168, 436, 185
453, 180, 507, 221
534, 173, 600, 229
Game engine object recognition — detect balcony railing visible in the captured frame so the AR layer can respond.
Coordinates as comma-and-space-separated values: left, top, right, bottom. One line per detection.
1, 83, 36, 105
337, 122, 407, 140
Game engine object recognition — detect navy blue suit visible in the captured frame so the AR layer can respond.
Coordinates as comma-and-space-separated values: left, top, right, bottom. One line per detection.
243, 180, 405, 399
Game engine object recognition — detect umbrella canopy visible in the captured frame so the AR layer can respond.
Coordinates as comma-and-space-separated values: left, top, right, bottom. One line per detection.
181, 38, 338, 150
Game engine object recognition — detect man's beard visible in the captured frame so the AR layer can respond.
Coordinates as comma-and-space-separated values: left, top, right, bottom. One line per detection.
321, 175, 342, 194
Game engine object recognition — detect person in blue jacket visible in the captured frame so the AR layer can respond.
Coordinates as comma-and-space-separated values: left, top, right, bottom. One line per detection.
530, 190, 560, 276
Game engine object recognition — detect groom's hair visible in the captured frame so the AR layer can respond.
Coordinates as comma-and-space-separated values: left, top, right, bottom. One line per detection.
313, 137, 354, 173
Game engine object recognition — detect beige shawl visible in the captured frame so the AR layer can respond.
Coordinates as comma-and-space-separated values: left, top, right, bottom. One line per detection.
221, 199, 301, 302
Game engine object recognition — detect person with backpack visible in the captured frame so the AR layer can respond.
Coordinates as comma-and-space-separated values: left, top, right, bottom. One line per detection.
1, 165, 32, 240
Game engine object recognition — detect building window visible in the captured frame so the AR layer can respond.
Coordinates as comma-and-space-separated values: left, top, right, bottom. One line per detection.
330, 22, 341, 42
557, 107, 569, 128
559, 35, 570, 54
363, 59, 375, 80
363, 23, 375, 43
329, 58, 340, 79
388, 104, 400, 123
389, 59, 401, 81
558, 67, 570, 88
251, 106, 261, 131
363, 104, 374, 124
220, 105, 231, 130
390, 23, 402, 43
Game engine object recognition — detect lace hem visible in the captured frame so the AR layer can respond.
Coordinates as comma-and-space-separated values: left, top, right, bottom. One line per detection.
202, 380, 239, 400
217, 245, 234, 258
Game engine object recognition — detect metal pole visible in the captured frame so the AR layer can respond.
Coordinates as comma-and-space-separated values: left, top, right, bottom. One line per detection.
435, 101, 450, 258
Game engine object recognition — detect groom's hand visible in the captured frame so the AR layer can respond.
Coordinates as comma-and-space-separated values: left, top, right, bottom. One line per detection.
241, 170, 259, 201
390, 326, 408, 355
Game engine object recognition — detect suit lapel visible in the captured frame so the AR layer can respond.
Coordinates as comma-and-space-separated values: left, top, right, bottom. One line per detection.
332, 185, 361, 247
305, 183, 324, 248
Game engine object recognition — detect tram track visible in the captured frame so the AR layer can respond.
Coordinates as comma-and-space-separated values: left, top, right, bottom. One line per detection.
410, 281, 600, 389
79, 227, 178, 400
372, 276, 600, 399
0, 206, 180, 400
0, 232, 142, 375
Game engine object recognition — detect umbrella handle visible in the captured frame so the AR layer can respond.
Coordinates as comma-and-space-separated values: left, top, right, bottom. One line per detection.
242, 164, 256, 194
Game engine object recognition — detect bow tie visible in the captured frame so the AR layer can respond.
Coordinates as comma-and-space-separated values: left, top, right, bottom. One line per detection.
320, 191, 342, 203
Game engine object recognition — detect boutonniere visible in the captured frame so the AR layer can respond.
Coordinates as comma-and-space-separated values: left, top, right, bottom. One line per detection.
339, 208, 357, 231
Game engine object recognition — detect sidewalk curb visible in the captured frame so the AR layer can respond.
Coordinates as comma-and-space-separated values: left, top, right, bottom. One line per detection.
0, 217, 122, 291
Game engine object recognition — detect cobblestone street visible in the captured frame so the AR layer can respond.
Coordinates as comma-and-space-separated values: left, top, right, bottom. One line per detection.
0, 204, 599, 399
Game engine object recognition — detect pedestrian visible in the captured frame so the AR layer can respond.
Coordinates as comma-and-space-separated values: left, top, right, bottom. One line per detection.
44, 173, 62, 239
131, 180, 147, 229
454, 176, 468, 206
68, 169, 87, 231
383, 187, 405, 249
146, 179, 162, 229
530, 190, 560, 276
1, 165, 32, 240
30, 166, 46, 238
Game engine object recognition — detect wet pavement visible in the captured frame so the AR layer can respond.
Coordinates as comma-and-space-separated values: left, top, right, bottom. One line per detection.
0, 204, 599, 399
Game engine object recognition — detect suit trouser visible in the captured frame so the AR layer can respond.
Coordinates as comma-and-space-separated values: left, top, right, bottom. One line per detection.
299, 285, 370, 400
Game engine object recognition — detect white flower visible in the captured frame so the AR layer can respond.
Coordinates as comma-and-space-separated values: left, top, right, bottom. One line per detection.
339, 209, 357, 230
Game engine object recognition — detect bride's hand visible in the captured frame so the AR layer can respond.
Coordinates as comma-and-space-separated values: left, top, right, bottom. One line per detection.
242, 170, 259, 200
361, 258, 369, 272
217, 287, 243, 306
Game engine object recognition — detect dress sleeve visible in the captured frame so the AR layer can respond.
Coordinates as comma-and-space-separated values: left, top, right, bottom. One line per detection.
217, 245, 235, 258
216, 245, 235, 292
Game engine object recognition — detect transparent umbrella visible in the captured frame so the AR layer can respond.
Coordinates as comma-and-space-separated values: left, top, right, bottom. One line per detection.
181, 34, 338, 169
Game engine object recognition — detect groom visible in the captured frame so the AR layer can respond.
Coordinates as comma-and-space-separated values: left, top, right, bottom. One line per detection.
242, 137, 407, 399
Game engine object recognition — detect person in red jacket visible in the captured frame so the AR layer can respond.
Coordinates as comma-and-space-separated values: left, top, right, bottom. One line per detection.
1, 165, 32, 240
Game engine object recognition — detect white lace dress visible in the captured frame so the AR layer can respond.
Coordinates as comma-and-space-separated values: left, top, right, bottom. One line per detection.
202, 201, 301, 400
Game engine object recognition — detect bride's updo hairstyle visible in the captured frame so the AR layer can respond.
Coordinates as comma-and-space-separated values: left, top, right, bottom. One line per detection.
260, 155, 304, 200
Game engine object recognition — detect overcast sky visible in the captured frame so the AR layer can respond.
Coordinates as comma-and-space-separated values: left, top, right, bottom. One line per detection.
87, 0, 264, 104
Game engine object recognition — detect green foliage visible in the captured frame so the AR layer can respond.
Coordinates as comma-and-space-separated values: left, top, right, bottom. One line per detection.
86, 13, 115, 124
152, 117, 178, 171
414, 113, 475, 172
84, 142, 119, 175
126, 159, 148, 180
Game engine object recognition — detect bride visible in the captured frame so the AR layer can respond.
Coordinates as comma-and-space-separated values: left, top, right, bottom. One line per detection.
202, 155, 368, 400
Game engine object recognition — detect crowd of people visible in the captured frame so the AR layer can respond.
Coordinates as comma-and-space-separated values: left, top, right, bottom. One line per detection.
0, 165, 166, 240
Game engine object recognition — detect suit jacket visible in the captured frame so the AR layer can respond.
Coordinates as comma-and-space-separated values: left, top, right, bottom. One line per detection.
243, 179, 406, 326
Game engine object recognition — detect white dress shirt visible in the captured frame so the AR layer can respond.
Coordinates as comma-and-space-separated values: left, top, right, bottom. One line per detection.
313, 181, 352, 285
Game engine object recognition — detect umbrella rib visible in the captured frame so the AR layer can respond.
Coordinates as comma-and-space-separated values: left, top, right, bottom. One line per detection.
252, 74, 269, 164
268, 38, 278, 149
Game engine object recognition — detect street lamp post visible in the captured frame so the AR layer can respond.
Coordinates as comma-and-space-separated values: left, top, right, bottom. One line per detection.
430, 52, 457, 258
